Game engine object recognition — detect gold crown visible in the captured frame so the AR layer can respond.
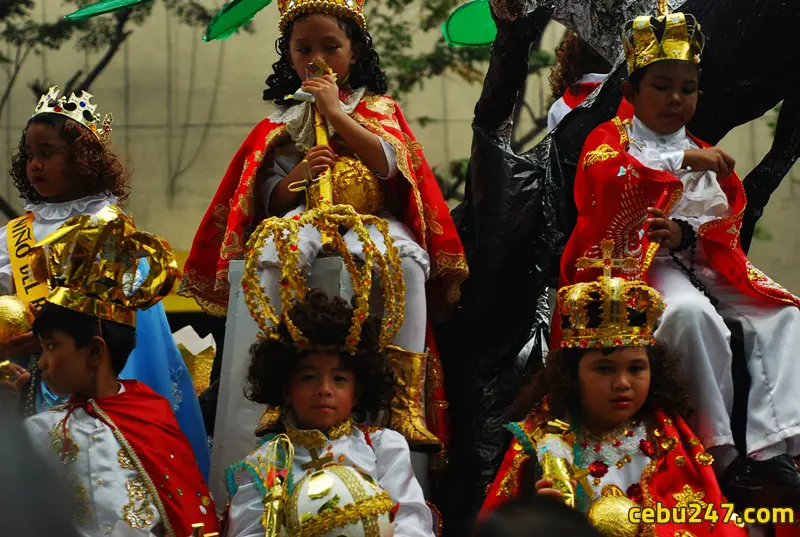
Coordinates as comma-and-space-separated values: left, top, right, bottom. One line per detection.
559, 240, 664, 349
277, 0, 366, 33
622, 1, 705, 75
28, 206, 180, 327
33, 86, 113, 142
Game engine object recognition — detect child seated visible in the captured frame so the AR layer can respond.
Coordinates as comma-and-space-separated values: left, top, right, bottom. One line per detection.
481, 249, 746, 537
559, 6, 800, 508
22, 209, 217, 537
225, 289, 433, 537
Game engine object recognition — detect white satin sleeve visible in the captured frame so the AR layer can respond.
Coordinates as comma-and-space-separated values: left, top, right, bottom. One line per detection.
224, 452, 268, 537
0, 225, 12, 295
372, 429, 434, 537
374, 137, 398, 181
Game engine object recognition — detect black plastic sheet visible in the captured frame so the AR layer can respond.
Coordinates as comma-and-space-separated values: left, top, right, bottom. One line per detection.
434, 0, 800, 534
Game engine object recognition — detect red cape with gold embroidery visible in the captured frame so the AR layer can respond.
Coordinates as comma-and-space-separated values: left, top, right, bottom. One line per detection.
551, 115, 800, 346
480, 405, 747, 537
180, 93, 467, 450
66, 380, 218, 537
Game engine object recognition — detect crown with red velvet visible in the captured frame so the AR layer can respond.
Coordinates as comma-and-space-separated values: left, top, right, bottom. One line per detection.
277, 0, 366, 33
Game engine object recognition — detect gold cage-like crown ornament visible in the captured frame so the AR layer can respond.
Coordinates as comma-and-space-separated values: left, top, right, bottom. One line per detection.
622, 0, 705, 76
28, 206, 180, 327
33, 86, 113, 142
277, 0, 366, 33
559, 240, 665, 349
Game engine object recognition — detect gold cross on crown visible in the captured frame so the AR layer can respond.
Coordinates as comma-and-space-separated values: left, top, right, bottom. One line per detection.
576, 239, 637, 280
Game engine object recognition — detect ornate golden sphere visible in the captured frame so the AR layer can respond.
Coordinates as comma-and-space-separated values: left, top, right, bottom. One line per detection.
0, 296, 33, 343
587, 494, 640, 537
330, 156, 384, 215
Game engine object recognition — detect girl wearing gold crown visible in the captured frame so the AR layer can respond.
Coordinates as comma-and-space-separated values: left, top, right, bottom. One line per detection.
224, 289, 434, 537
480, 244, 746, 537
557, 5, 800, 510
0, 87, 211, 480
183, 0, 467, 453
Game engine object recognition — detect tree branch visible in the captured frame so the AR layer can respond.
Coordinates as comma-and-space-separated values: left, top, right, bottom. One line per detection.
75, 11, 133, 92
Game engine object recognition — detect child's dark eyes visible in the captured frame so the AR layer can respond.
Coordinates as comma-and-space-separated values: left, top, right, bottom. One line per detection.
595, 366, 615, 374
299, 373, 317, 381
333, 375, 349, 383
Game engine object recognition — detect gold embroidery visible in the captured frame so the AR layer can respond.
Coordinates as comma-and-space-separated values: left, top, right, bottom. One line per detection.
283, 416, 353, 450
118, 448, 135, 470
403, 133, 423, 170
672, 485, 706, 508
675, 455, 685, 466
583, 144, 619, 169
363, 95, 397, 118
660, 436, 678, 451
355, 424, 384, 434
674, 532, 697, 537
423, 203, 444, 235
220, 230, 243, 260
50, 419, 80, 465
497, 444, 528, 498
211, 204, 230, 231
122, 478, 156, 529
69, 473, 93, 524
613, 117, 631, 147
380, 117, 400, 131
689, 437, 701, 446
695, 452, 714, 466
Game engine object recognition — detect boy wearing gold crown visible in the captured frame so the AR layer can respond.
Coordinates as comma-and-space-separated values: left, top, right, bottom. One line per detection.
22, 208, 219, 537
182, 0, 467, 453
0, 86, 211, 480
558, 5, 800, 508
480, 241, 746, 537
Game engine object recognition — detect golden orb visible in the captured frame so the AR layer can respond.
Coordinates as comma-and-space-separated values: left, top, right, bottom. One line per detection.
330, 156, 384, 215
587, 493, 640, 537
0, 296, 34, 343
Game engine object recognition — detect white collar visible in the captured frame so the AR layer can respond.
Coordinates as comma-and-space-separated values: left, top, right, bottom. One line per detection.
24, 193, 117, 222
630, 116, 687, 147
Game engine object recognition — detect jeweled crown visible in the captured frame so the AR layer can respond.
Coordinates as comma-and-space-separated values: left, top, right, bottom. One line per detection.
277, 0, 366, 33
559, 240, 665, 349
28, 206, 180, 327
622, 1, 705, 76
33, 86, 113, 142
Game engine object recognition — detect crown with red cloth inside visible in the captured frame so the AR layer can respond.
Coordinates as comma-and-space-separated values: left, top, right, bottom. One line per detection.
277, 0, 366, 33
622, 0, 705, 75
559, 240, 664, 349
33, 86, 113, 142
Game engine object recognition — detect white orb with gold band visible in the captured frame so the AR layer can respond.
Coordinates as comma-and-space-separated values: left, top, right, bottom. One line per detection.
284, 464, 395, 537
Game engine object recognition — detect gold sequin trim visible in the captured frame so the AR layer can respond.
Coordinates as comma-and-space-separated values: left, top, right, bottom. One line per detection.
363, 95, 397, 118
50, 419, 80, 465
583, 144, 619, 169
289, 491, 393, 537
496, 443, 527, 498
672, 485, 706, 508
69, 473, 93, 524
695, 452, 714, 466
122, 478, 157, 529
283, 416, 353, 450
118, 448, 135, 470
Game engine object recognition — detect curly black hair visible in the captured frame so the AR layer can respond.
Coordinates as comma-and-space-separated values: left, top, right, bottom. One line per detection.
548, 30, 612, 99
262, 14, 388, 104
10, 114, 130, 205
512, 343, 692, 424
246, 289, 393, 419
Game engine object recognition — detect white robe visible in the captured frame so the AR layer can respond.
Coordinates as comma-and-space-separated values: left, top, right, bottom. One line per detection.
225, 424, 434, 537
23, 385, 163, 537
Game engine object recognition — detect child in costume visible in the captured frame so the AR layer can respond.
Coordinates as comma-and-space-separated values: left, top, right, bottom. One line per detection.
182, 0, 467, 452
558, 4, 800, 508
1, 86, 211, 478
225, 289, 433, 537
481, 247, 746, 537
22, 208, 218, 537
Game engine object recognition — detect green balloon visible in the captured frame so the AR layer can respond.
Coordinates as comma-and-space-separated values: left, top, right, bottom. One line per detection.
442, 0, 496, 48
65, 0, 152, 20
203, 0, 273, 42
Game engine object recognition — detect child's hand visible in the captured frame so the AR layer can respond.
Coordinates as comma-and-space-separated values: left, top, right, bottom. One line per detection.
682, 147, 736, 177
302, 74, 342, 121
646, 207, 682, 250
304, 145, 337, 177
0, 362, 30, 392
1, 331, 41, 358
535, 478, 563, 498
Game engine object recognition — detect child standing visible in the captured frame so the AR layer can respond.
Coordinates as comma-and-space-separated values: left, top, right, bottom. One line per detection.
1, 86, 210, 478
22, 209, 218, 537
481, 250, 746, 537
559, 7, 800, 508
225, 289, 434, 537
183, 0, 467, 452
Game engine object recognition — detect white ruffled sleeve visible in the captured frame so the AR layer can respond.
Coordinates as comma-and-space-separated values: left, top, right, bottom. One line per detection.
372, 429, 435, 537
0, 225, 13, 295
224, 449, 269, 537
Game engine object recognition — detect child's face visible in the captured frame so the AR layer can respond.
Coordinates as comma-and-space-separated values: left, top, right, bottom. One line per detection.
578, 347, 651, 431
285, 352, 357, 431
625, 60, 699, 135
37, 329, 94, 396
288, 14, 356, 85
24, 123, 75, 202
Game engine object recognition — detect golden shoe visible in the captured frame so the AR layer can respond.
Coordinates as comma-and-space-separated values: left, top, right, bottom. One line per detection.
386, 345, 442, 453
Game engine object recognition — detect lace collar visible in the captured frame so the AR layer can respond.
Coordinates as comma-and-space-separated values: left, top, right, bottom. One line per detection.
25, 193, 117, 223
629, 115, 687, 148
281, 414, 354, 450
